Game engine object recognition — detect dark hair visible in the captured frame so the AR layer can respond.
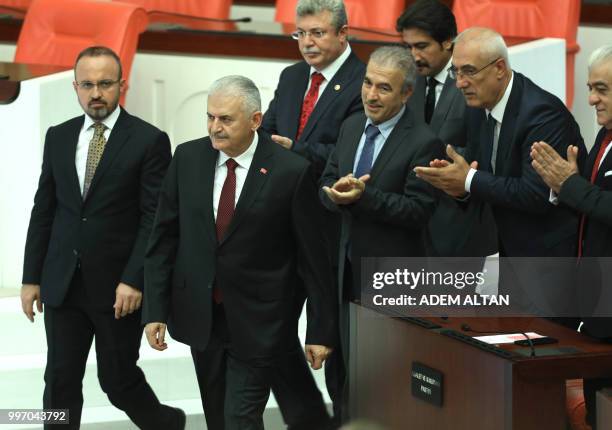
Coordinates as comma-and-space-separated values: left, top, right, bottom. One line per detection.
74, 46, 123, 80
396, 0, 457, 45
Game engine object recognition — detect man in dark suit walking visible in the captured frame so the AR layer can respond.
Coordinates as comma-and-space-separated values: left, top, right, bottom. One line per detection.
261, 1, 364, 420
398, 0, 497, 261
144, 75, 337, 430
261, 0, 365, 176
20, 46, 184, 429
531, 44, 612, 429
320, 45, 443, 422
415, 28, 585, 315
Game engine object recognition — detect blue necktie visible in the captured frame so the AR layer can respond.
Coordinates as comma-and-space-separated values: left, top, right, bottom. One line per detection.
354, 125, 380, 177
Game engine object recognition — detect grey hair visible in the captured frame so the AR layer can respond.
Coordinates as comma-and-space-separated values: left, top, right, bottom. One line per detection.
369, 46, 416, 93
588, 45, 612, 72
296, 0, 348, 31
454, 27, 510, 68
208, 75, 261, 114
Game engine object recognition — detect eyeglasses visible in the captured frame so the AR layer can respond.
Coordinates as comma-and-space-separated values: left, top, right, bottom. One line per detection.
75, 79, 120, 91
291, 29, 327, 40
448, 57, 501, 80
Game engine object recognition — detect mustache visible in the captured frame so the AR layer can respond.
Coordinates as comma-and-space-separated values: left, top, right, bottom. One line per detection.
88, 98, 106, 106
415, 60, 429, 68
302, 47, 321, 55
211, 132, 229, 140
365, 101, 382, 108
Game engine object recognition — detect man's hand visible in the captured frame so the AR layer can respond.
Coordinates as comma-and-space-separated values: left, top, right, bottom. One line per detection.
113, 283, 142, 319
531, 141, 579, 194
305, 344, 333, 370
145, 322, 168, 351
322, 173, 370, 205
21, 284, 42, 322
271, 134, 293, 150
414, 145, 475, 198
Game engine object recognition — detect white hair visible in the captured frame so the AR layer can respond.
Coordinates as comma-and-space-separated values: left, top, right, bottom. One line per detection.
208, 75, 261, 114
454, 27, 510, 68
588, 45, 612, 72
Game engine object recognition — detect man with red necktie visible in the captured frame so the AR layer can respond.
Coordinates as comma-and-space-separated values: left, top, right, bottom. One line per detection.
143, 75, 337, 430
531, 44, 612, 429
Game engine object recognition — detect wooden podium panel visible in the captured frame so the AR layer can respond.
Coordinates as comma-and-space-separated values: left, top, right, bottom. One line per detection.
350, 305, 612, 430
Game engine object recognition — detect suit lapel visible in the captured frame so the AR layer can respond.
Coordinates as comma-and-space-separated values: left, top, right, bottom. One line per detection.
201, 140, 219, 245
369, 108, 412, 179
299, 53, 358, 142
410, 76, 426, 123
287, 64, 310, 140
83, 109, 130, 202
65, 116, 85, 203
593, 128, 612, 184
430, 76, 457, 129
218, 133, 273, 246
339, 115, 366, 176
494, 75, 522, 173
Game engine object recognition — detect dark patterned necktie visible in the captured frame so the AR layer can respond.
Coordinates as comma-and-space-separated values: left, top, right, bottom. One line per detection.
83, 122, 106, 198
424, 77, 438, 124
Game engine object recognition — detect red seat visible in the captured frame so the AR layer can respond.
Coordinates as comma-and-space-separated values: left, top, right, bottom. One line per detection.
275, 0, 404, 31
14, 0, 148, 103
452, 0, 581, 108
0, 0, 31, 17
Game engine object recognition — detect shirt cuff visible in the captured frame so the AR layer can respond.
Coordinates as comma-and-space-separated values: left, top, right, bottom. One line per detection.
549, 189, 559, 206
465, 168, 477, 193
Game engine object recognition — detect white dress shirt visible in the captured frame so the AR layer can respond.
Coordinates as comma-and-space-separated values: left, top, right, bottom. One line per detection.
305, 44, 352, 103
75, 107, 121, 193
464, 72, 515, 192
213, 133, 258, 220
428, 57, 453, 106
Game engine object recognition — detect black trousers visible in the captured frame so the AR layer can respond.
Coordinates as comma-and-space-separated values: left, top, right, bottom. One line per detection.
191, 303, 331, 430
43, 269, 179, 430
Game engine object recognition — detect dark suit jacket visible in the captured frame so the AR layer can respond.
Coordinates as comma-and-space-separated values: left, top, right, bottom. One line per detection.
465, 72, 585, 257
560, 127, 612, 336
22, 108, 171, 309
320, 108, 443, 295
143, 132, 337, 361
261, 50, 365, 177
409, 74, 497, 257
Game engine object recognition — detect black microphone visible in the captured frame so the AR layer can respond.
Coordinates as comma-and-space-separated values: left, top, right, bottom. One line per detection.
461, 324, 536, 357
148, 11, 252, 24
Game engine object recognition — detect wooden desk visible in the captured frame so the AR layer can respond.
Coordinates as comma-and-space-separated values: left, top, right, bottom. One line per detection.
350, 304, 612, 430
0, 62, 68, 103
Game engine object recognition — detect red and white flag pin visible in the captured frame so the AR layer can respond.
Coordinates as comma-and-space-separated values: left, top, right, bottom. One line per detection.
260, 167, 268, 175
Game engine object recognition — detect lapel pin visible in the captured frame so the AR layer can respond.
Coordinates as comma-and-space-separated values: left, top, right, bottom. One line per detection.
334, 84, 341, 91
260, 168, 268, 175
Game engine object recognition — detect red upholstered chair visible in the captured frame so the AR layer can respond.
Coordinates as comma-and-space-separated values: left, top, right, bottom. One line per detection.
452, 0, 581, 108
14, 0, 148, 103
275, 0, 404, 31
117, 0, 233, 31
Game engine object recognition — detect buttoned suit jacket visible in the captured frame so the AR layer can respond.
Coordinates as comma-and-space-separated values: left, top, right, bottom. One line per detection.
143, 131, 337, 361
22, 108, 171, 309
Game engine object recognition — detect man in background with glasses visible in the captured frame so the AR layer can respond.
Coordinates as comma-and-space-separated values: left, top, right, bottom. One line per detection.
415, 28, 585, 318
21, 46, 184, 429
261, 0, 364, 424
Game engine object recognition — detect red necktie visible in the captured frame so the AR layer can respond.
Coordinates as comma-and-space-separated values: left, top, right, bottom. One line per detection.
577, 130, 612, 257
297, 72, 325, 140
214, 158, 238, 303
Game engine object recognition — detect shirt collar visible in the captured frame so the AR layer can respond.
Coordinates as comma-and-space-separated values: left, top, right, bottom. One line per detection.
83, 105, 121, 132
487, 71, 514, 124
432, 57, 452, 85
365, 105, 406, 139
217, 132, 259, 168
309, 44, 352, 82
